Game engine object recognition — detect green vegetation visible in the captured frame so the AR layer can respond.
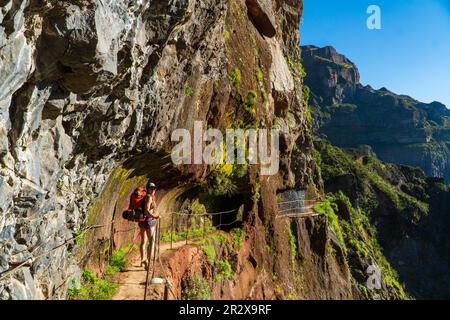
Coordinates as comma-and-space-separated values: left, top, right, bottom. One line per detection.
108, 246, 128, 273
311, 137, 413, 299
298, 62, 307, 78
184, 85, 194, 97
313, 139, 420, 299
67, 245, 133, 300
196, 232, 236, 282
287, 221, 297, 267
244, 91, 258, 115
223, 28, 231, 40
251, 182, 261, 204
314, 198, 346, 251
201, 141, 248, 197
256, 67, 264, 82
215, 259, 234, 281
229, 68, 242, 87
314, 139, 429, 218
74, 229, 83, 245
332, 103, 357, 110
311, 185, 407, 299
306, 107, 313, 124
302, 85, 310, 105
231, 228, 246, 249
67, 269, 117, 300
196, 232, 227, 263
315, 56, 353, 68
182, 273, 211, 300
160, 226, 216, 243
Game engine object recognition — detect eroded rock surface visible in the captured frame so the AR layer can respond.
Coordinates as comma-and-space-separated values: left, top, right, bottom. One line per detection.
0, 0, 316, 300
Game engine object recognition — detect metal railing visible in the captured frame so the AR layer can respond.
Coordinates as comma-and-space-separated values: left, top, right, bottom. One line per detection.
276, 199, 322, 218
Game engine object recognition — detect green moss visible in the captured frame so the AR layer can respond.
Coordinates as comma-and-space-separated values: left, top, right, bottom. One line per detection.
184, 85, 194, 97
244, 90, 258, 114
302, 85, 310, 105
256, 67, 264, 82
223, 28, 231, 40
229, 68, 242, 87
306, 107, 313, 123
298, 62, 307, 78
74, 229, 83, 246
231, 228, 246, 249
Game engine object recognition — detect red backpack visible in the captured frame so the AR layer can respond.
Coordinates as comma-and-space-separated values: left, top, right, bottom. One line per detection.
129, 187, 147, 210
122, 187, 147, 221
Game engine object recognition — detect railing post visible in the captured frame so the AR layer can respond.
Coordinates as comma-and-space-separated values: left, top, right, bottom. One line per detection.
219, 212, 222, 230
170, 213, 174, 250
185, 216, 189, 245
203, 216, 206, 239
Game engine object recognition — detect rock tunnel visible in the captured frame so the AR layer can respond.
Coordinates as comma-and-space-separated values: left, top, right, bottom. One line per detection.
78, 152, 250, 275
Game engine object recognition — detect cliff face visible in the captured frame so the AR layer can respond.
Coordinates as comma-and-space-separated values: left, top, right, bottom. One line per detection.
0, 0, 413, 301
302, 45, 450, 183
0, 0, 315, 300
314, 140, 450, 299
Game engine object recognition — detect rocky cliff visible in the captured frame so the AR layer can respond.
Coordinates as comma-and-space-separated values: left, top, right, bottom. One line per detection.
302, 45, 450, 183
314, 139, 450, 299
0, 0, 413, 301
0, 0, 315, 300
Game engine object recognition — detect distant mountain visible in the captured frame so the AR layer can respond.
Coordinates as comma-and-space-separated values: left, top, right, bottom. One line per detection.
301, 45, 450, 183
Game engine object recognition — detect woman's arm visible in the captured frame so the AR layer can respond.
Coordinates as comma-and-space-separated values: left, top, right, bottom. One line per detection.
145, 195, 159, 219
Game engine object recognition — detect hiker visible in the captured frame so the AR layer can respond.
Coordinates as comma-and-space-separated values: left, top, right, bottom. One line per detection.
127, 182, 160, 269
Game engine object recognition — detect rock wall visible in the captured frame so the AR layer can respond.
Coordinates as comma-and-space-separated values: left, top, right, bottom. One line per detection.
1, 0, 314, 300
1, 0, 230, 299
0, 0, 410, 301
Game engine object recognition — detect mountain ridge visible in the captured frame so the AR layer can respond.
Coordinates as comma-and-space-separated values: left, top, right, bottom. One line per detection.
301, 45, 450, 182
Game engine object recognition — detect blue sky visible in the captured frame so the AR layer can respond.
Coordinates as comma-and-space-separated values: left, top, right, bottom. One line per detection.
300, 0, 450, 108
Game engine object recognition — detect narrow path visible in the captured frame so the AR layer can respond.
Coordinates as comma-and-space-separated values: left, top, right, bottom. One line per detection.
113, 236, 206, 300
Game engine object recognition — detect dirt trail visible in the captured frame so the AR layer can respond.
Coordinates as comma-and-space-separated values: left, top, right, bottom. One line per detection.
113, 238, 196, 300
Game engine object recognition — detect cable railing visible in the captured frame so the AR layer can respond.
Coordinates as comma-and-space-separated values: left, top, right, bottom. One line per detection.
276, 198, 323, 218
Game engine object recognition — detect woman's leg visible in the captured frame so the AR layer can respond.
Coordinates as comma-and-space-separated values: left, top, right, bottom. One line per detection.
139, 227, 148, 262
145, 226, 155, 260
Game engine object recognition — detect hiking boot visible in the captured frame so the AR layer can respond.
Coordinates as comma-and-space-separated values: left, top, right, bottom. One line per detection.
140, 260, 148, 269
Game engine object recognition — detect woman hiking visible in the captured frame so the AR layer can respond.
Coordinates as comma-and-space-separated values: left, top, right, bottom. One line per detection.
138, 182, 159, 269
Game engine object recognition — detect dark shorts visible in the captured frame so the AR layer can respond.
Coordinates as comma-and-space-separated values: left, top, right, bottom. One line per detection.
138, 218, 157, 229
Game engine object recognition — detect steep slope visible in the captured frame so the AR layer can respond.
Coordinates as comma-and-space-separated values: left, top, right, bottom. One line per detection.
314, 139, 450, 299
301, 45, 450, 183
